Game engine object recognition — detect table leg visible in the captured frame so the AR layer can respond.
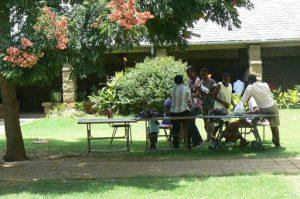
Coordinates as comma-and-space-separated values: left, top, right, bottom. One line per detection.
252, 119, 265, 150
144, 120, 149, 152
185, 120, 191, 151
126, 123, 130, 152
86, 123, 91, 155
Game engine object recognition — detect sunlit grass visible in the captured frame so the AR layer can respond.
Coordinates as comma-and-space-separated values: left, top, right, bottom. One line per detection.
0, 109, 299, 160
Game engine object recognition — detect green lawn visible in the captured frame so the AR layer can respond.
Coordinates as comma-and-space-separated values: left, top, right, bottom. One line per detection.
0, 110, 300, 198
0, 174, 299, 199
0, 109, 300, 160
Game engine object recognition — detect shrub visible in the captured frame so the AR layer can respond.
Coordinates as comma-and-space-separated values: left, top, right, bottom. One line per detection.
115, 56, 188, 113
47, 103, 86, 118
88, 72, 123, 113
272, 86, 300, 109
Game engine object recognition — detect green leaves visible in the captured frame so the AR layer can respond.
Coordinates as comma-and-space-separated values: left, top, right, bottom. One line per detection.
273, 86, 300, 109
0, 0, 253, 87
115, 56, 188, 113
88, 72, 123, 113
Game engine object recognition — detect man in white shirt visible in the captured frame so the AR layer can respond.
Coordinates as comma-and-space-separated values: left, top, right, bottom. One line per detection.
233, 79, 245, 94
241, 74, 280, 147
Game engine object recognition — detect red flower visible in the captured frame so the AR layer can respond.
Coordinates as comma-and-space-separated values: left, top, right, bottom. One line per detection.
21, 37, 33, 49
35, 6, 70, 50
3, 39, 44, 68
108, 0, 154, 30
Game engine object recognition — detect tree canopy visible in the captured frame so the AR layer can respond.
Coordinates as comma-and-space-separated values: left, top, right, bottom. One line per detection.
0, 0, 253, 86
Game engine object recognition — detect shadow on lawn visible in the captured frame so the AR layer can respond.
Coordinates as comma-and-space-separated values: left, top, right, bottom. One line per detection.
0, 173, 297, 197
0, 137, 299, 160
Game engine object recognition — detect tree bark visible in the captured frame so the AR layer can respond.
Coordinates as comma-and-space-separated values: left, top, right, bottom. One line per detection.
0, 75, 28, 161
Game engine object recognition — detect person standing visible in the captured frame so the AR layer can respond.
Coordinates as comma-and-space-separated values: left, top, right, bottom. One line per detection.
200, 68, 217, 141
213, 72, 234, 114
233, 79, 245, 95
241, 74, 281, 147
170, 75, 193, 148
186, 66, 204, 147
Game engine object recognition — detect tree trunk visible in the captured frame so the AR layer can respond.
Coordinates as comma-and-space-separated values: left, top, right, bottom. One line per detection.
0, 75, 28, 161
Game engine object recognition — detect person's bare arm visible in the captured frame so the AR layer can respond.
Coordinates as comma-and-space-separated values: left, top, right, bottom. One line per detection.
213, 84, 230, 109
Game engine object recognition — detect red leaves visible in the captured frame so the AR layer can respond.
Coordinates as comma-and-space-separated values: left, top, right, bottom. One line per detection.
3, 38, 44, 69
108, 0, 154, 30
35, 6, 69, 50
21, 37, 33, 49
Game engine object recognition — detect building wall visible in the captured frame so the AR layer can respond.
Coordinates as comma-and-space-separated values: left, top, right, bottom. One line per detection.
16, 75, 62, 112
15, 46, 300, 112
170, 48, 248, 82
262, 46, 300, 89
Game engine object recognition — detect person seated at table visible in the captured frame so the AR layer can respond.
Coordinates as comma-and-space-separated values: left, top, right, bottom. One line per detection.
149, 120, 160, 150
241, 74, 281, 147
170, 75, 198, 148
222, 120, 250, 147
162, 97, 172, 125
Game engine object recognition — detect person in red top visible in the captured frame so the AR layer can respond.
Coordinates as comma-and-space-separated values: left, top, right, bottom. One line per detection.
186, 66, 204, 147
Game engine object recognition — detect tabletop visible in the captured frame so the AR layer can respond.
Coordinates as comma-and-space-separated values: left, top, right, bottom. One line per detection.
135, 113, 278, 121
198, 113, 278, 119
78, 118, 137, 124
78, 113, 278, 124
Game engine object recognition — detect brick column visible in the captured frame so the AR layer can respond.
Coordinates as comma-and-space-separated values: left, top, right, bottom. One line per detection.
248, 45, 263, 81
62, 64, 77, 104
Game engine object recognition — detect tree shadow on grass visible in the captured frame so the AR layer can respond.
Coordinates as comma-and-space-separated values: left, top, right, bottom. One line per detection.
0, 173, 298, 197
0, 138, 299, 161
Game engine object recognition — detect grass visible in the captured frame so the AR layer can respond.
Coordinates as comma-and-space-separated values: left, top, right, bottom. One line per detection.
0, 110, 300, 198
0, 109, 300, 160
0, 174, 299, 199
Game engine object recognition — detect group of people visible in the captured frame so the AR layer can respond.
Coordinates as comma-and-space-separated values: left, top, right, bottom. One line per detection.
148, 66, 281, 150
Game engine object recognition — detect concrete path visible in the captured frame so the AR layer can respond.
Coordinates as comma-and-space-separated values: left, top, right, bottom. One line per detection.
0, 113, 43, 135
1, 157, 299, 182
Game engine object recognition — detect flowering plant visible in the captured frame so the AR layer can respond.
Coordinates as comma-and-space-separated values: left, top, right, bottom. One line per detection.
107, 0, 154, 30
3, 38, 44, 69
34, 6, 69, 50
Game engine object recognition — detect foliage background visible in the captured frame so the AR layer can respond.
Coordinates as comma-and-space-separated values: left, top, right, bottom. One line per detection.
272, 86, 300, 109
89, 56, 189, 114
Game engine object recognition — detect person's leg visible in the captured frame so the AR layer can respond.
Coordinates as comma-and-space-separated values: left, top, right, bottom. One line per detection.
203, 108, 215, 141
180, 110, 192, 148
148, 132, 157, 149
190, 120, 203, 145
261, 104, 280, 147
265, 116, 280, 147
271, 127, 280, 147
203, 108, 210, 141
170, 113, 180, 148
190, 108, 203, 145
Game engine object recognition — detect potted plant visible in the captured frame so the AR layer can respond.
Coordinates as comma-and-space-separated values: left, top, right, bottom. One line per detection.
50, 89, 63, 103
